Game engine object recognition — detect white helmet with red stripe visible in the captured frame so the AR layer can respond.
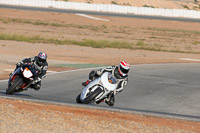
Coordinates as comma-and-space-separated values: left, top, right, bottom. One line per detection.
118, 61, 130, 76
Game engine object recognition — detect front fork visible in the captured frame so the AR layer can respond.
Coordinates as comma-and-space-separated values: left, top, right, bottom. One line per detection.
19, 78, 33, 90
8, 74, 33, 90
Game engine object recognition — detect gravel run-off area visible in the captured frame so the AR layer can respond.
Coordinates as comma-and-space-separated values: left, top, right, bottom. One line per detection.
0, 1, 200, 132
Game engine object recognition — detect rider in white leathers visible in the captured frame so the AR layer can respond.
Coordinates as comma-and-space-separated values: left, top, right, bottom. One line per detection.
82, 61, 130, 106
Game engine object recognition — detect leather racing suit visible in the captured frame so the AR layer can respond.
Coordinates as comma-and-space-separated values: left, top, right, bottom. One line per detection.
83, 65, 128, 106
15, 56, 48, 90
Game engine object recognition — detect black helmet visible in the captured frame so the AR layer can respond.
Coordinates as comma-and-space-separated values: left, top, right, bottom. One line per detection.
37, 52, 47, 66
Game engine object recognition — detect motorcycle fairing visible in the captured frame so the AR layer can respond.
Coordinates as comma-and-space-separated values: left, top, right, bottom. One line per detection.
80, 72, 118, 102
7, 64, 40, 93
101, 72, 118, 91
80, 77, 102, 101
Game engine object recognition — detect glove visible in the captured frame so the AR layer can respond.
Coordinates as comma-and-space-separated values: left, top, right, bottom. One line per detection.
16, 62, 23, 67
89, 70, 102, 80
107, 91, 114, 100
89, 70, 96, 80
95, 70, 101, 76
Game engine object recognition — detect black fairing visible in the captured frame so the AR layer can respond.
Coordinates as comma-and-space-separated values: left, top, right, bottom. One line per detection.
8, 64, 40, 87
8, 67, 21, 87
22, 64, 40, 79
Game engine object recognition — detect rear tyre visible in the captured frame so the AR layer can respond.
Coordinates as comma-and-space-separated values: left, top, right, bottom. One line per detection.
6, 77, 23, 94
82, 87, 102, 104
76, 94, 82, 103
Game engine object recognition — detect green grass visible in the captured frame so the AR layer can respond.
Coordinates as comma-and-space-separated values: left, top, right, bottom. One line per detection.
193, 41, 200, 45
182, 5, 190, 10
147, 27, 200, 35
2, 18, 200, 35
0, 18, 107, 31
0, 33, 199, 54
111, 1, 118, 5
0, 33, 132, 49
143, 5, 155, 8
134, 41, 164, 52
0, 34, 44, 43
193, 5, 200, 10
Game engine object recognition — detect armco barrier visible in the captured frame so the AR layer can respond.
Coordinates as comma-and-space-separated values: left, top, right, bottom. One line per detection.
0, 0, 200, 19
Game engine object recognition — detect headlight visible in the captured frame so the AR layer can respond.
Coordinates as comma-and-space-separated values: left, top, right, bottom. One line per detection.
23, 68, 33, 78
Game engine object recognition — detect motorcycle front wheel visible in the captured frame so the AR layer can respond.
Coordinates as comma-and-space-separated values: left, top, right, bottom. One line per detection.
6, 76, 24, 94
82, 87, 102, 104
76, 93, 82, 103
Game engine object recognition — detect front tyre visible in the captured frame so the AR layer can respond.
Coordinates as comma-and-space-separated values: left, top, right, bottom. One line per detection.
6, 77, 23, 94
82, 87, 102, 104
76, 94, 82, 103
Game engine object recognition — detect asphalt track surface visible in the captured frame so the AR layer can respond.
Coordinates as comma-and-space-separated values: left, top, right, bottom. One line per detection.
1, 4, 200, 23
0, 63, 200, 121
0, 5, 200, 121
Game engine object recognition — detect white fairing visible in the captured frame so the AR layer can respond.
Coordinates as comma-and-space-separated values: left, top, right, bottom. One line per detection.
80, 72, 118, 102
23, 68, 33, 78
101, 72, 118, 91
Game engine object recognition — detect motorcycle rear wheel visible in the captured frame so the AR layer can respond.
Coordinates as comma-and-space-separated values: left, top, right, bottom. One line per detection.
6, 77, 23, 94
82, 87, 102, 104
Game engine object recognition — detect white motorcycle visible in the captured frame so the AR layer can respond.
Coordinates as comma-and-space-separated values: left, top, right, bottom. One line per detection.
76, 72, 118, 105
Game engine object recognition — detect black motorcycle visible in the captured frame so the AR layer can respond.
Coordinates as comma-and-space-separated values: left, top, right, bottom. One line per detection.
6, 63, 40, 94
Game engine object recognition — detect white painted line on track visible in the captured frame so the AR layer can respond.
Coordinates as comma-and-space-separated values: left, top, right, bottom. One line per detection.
0, 67, 104, 83
0, 80, 7, 83
180, 58, 200, 62
47, 66, 103, 76
1, 63, 196, 82
47, 70, 57, 73
76, 13, 110, 21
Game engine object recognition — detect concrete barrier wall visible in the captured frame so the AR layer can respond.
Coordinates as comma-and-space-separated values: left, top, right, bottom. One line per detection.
0, 0, 200, 19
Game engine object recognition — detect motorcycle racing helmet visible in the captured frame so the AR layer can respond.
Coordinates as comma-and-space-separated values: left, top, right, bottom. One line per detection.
118, 61, 130, 77
37, 52, 47, 66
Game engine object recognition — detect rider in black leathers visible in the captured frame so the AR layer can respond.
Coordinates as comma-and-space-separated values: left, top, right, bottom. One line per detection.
14, 52, 48, 91
82, 61, 130, 106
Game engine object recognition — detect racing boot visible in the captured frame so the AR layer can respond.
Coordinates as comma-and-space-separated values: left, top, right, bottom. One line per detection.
82, 80, 91, 86
105, 92, 115, 106
96, 99, 104, 104
30, 81, 41, 91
